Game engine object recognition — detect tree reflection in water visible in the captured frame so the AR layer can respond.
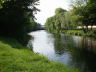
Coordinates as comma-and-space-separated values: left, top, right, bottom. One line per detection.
28, 31, 96, 72
53, 34, 96, 72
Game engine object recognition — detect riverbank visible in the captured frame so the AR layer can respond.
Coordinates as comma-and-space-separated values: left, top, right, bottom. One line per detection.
62, 30, 96, 38
0, 37, 80, 72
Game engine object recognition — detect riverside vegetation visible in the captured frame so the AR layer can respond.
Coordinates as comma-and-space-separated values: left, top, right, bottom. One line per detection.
0, 0, 96, 72
45, 0, 96, 37
0, 0, 80, 72
0, 37, 80, 72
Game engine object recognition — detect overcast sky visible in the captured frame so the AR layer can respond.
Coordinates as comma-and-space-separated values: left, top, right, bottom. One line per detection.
35, 0, 71, 25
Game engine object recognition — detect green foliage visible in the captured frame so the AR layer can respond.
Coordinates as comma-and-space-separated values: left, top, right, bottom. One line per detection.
45, 8, 67, 33
0, 0, 10, 8
45, 0, 96, 36
63, 30, 84, 36
45, 8, 80, 33
72, 0, 96, 31
55, 8, 66, 15
0, 0, 40, 43
0, 37, 80, 72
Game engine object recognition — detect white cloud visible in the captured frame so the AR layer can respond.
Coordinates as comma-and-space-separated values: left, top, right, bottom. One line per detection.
35, 0, 70, 25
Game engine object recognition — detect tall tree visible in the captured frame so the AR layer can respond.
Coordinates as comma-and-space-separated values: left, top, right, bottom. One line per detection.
45, 8, 67, 33
0, 0, 39, 43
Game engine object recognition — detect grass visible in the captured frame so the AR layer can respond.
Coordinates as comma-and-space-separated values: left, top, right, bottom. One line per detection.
0, 37, 80, 72
62, 30, 96, 38
62, 30, 84, 36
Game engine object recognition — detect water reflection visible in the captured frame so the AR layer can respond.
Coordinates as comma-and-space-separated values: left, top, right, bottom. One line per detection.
28, 30, 96, 72
54, 34, 66, 55
71, 36, 96, 72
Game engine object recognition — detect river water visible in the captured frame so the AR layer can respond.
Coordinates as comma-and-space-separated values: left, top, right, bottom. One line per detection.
28, 30, 96, 72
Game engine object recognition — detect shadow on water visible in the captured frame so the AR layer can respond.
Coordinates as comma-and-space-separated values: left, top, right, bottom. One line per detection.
28, 30, 96, 72
54, 34, 96, 72
27, 34, 34, 51
70, 36, 96, 72
53, 34, 75, 55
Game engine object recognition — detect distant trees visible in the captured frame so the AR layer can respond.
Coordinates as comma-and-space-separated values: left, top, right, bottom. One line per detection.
45, 8, 67, 33
71, 0, 96, 31
45, 0, 96, 33
0, 0, 40, 43
45, 8, 78, 33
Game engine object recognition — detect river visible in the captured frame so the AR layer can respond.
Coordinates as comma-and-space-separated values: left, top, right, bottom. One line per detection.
28, 30, 96, 72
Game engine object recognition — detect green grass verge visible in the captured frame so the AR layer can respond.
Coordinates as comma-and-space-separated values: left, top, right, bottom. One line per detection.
62, 30, 96, 38
0, 37, 80, 72
62, 30, 84, 36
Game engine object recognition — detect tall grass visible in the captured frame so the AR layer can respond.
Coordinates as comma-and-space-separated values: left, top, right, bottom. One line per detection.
0, 37, 80, 72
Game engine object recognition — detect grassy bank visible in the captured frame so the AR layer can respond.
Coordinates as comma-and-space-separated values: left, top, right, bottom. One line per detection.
62, 30, 84, 36
62, 30, 96, 38
0, 37, 80, 72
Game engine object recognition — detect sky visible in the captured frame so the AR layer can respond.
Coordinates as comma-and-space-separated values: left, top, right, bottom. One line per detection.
35, 0, 71, 25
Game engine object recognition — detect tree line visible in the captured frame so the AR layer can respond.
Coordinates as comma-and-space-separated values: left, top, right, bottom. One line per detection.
0, 0, 40, 44
45, 0, 96, 33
